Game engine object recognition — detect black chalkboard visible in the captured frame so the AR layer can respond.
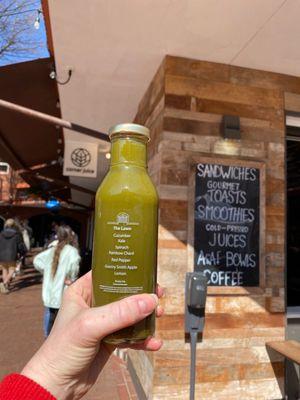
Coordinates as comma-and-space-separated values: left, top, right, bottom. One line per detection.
194, 162, 260, 286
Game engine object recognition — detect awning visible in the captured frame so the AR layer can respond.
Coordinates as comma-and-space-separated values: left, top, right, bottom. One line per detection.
0, 58, 63, 169
0, 58, 92, 207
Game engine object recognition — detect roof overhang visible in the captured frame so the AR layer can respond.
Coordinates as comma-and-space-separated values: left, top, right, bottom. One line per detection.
46, 0, 300, 135
0, 58, 74, 204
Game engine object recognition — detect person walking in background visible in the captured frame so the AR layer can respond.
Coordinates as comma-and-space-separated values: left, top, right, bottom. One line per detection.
15, 219, 32, 276
21, 219, 32, 251
33, 225, 80, 337
45, 221, 60, 248
0, 219, 27, 294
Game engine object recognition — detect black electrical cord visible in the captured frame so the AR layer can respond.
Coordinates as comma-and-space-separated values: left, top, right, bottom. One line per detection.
190, 329, 198, 400
56, 69, 73, 85
0, 8, 40, 18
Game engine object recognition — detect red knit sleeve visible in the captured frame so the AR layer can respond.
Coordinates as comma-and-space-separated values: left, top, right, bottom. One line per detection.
0, 373, 56, 400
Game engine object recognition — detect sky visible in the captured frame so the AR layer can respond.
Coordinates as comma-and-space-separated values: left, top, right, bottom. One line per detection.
0, 0, 49, 67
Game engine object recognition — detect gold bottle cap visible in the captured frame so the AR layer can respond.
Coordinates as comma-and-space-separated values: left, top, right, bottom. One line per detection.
109, 123, 150, 140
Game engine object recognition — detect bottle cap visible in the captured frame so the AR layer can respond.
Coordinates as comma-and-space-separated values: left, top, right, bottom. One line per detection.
109, 123, 150, 140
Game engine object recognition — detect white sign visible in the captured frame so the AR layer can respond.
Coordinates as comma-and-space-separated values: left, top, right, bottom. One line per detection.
63, 140, 98, 178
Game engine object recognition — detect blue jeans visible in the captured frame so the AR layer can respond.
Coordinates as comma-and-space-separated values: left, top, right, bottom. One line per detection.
43, 307, 58, 337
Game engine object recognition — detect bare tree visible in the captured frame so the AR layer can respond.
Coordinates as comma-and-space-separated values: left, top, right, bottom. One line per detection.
0, 0, 43, 63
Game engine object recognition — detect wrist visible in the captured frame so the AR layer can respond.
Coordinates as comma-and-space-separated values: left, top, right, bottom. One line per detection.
21, 353, 68, 400
0, 374, 56, 400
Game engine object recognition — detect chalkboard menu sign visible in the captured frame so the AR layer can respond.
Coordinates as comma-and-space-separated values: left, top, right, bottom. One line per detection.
194, 162, 260, 286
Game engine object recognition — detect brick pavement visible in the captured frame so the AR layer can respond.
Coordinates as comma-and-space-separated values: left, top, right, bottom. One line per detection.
0, 267, 137, 400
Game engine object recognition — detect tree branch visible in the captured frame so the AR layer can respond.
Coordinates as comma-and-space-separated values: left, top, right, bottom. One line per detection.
0, 0, 44, 62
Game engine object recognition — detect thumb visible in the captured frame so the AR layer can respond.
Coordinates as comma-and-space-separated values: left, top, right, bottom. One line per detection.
76, 294, 158, 341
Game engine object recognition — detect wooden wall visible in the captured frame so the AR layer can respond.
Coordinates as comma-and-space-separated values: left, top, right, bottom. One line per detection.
0, 169, 13, 202
128, 56, 300, 399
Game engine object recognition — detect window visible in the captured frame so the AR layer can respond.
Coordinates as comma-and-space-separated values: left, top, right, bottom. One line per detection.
0, 162, 9, 174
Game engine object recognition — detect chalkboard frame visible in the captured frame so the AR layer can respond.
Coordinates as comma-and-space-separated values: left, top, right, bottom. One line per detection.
187, 155, 266, 295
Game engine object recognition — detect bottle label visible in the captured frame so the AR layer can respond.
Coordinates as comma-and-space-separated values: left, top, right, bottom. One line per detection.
99, 212, 143, 294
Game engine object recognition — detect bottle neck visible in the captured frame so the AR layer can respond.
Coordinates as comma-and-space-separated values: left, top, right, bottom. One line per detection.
110, 135, 147, 167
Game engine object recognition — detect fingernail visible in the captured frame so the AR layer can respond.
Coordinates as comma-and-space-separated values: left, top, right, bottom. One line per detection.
138, 299, 150, 313
138, 295, 158, 314
157, 305, 164, 314
153, 338, 163, 346
150, 294, 159, 306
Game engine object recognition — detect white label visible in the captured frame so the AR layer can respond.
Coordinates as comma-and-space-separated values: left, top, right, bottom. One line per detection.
63, 140, 98, 177
99, 212, 142, 294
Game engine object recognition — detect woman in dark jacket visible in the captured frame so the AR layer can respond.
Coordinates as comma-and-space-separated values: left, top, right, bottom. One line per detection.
0, 219, 26, 294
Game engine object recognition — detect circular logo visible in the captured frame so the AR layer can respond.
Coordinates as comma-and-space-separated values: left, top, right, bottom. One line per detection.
71, 148, 91, 168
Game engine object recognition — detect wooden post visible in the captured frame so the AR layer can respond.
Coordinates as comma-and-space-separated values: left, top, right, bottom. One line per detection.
0, 99, 110, 142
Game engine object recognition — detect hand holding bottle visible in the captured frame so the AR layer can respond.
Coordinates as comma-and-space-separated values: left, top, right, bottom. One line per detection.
21, 271, 163, 400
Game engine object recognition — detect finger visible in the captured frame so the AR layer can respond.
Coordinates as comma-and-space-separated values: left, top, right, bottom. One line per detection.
156, 305, 164, 318
156, 284, 164, 299
78, 294, 159, 342
69, 270, 92, 306
58, 271, 93, 325
118, 336, 163, 351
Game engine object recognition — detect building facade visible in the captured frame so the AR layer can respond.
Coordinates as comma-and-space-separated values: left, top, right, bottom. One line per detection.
126, 55, 300, 400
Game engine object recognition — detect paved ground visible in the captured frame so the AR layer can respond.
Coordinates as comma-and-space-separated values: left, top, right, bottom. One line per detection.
0, 267, 137, 400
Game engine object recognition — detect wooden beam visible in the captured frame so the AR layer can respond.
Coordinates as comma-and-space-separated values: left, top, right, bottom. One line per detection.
29, 160, 59, 172
17, 186, 92, 210
22, 171, 95, 196
62, 200, 92, 211
48, 192, 92, 210
0, 131, 26, 170
0, 99, 110, 142
41, 0, 54, 57
18, 162, 60, 176
266, 340, 300, 365
285, 92, 300, 113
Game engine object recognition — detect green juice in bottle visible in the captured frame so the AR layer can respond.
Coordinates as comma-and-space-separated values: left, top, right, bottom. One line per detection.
92, 123, 158, 344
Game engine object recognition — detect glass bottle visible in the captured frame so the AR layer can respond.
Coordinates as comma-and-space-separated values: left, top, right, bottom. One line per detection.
92, 123, 158, 344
